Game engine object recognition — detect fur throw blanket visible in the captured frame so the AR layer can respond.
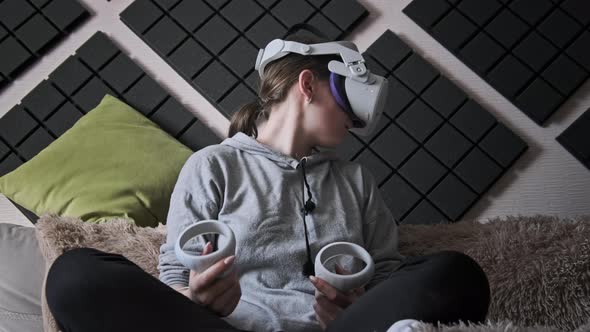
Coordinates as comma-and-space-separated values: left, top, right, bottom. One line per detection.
35, 214, 590, 332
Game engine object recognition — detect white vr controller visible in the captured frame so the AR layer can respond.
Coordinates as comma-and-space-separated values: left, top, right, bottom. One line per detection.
175, 220, 375, 291
314, 242, 375, 292
175, 220, 236, 278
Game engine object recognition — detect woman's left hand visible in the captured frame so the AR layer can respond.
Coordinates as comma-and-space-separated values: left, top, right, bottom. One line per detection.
310, 264, 366, 330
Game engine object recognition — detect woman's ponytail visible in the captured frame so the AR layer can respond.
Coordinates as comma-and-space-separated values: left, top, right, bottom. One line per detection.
228, 100, 263, 138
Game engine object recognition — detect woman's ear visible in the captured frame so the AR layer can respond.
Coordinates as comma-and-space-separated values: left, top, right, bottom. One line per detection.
298, 69, 315, 103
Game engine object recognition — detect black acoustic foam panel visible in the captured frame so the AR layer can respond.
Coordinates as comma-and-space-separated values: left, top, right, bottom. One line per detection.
333, 30, 528, 225
120, 0, 368, 119
0, 31, 221, 224
0, 0, 90, 91
556, 109, 590, 170
403, 0, 590, 127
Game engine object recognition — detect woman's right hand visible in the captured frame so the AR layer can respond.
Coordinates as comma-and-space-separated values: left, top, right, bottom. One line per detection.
183, 241, 241, 317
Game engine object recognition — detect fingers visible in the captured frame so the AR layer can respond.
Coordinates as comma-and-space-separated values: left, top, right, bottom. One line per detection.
184, 241, 241, 317
194, 255, 236, 290
188, 242, 216, 280
212, 275, 241, 316
194, 268, 237, 306
310, 276, 353, 308
313, 299, 328, 330
189, 241, 214, 281
334, 263, 351, 275
224, 281, 242, 316
202, 241, 213, 255
353, 286, 366, 297
313, 295, 342, 330
333, 264, 364, 297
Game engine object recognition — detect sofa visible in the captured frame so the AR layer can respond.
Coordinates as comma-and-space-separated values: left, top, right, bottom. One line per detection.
1, 213, 589, 332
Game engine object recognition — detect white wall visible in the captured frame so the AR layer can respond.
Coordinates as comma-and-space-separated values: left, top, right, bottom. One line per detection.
1, 0, 588, 227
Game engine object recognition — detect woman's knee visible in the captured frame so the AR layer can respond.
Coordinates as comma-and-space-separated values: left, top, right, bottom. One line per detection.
46, 248, 110, 311
420, 251, 489, 294
430, 251, 486, 278
48, 247, 103, 279
429, 251, 491, 300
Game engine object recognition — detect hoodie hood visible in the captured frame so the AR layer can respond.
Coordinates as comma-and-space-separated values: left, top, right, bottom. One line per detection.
220, 132, 341, 170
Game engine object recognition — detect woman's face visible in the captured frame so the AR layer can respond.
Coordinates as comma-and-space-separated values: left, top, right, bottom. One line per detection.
307, 79, 354, 148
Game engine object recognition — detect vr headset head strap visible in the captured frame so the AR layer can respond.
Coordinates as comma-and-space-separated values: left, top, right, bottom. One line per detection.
255, 39, 371, 83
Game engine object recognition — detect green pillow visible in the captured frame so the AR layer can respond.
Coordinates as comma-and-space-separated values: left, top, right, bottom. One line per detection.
0, 94, 193, 227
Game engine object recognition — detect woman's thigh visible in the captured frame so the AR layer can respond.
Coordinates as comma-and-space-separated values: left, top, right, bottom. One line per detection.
326, 250, 491, 332
46, 247, 243, 332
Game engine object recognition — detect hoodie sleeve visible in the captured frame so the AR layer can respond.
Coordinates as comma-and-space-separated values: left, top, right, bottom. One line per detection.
360, 166, 406, 291
158, 153, 223, 288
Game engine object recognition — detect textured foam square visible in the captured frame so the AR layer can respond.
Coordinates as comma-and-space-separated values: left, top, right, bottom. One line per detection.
424, 123, 472, 168
0, 0, 89, 92
398, 149, 447, 194
402, 199, 447, 225
120, 0, 368, 118
0, 31, 220, 224
16, 127, 54, 160
404, 0, 590, 126
21, 80, 65, 120
46, 102, 83, 136
428, 173, 477, 220
371, 124, 418, 169
397, 99, 444, 143
380, 174, 422, 221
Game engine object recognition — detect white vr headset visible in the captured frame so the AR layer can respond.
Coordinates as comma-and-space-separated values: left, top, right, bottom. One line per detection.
254, 38, 389, 137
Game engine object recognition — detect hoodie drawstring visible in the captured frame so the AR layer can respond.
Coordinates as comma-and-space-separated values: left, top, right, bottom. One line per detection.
301, 158, 316, 215
300, 158, 316, 277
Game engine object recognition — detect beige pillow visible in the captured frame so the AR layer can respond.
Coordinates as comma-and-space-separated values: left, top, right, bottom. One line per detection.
35, 214, 165, 332
35, 213, 590, 332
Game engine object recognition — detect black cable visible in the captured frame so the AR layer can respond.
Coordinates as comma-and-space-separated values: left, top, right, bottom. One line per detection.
300, 158, 315, 277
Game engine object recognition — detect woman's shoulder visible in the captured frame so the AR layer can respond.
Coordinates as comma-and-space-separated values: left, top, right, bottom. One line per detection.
331, 158, 367, 177
178, 145, 236, 184
329, 158, 371, 188
182, 143, 252, 178
331, 159, 380, 194
185, 144, 236, 165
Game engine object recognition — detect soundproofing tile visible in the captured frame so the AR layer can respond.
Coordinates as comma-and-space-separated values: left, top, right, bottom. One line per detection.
0, 31, 222, 224
120, 0, 368, 119
0, 0, 90, 91
333, 30, 528, 225
556, 109, 590, 170
403, 0, 590, 126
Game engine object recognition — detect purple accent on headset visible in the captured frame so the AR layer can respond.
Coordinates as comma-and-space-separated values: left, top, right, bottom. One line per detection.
330, 72, 352, 113
330, 72, 364, 127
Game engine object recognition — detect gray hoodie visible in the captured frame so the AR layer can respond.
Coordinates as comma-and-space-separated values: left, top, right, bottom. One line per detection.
158, 131, 405, 332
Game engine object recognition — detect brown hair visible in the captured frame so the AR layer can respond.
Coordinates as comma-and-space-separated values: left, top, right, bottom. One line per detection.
227, 34, 339, 138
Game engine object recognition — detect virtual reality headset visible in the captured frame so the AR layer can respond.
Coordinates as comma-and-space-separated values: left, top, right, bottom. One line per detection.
254, 38, 389, 137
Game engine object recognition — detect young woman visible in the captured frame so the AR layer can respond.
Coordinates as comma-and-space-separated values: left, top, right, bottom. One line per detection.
45, 34, 490, 332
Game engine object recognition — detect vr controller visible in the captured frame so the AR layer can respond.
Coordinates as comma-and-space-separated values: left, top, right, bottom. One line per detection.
315, 242, 375, 292
175, 220, 374, 292
174, 220, 236, 279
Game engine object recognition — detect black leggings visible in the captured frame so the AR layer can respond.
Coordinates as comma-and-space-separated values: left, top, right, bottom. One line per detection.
46, 247, 490, 332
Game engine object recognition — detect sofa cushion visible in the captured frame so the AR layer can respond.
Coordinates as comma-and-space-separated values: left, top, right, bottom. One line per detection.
0, 222, 44, 332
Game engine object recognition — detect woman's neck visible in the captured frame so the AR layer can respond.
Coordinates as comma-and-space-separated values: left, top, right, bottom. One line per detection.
255, 105, 313, 160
